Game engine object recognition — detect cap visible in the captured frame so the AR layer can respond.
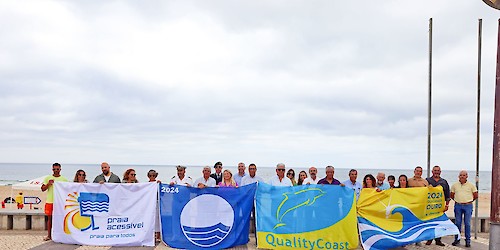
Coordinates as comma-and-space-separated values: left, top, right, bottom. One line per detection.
176, 165, 186, 170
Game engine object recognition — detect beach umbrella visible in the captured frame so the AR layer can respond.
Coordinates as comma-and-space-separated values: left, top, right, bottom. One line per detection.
12, 176, 47, 190
8, 176, 47, 209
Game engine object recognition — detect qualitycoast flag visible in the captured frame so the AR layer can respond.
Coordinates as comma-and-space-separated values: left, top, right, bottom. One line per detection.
160, 183, 257, 249
357, 187, 459, 250
52, 182, 157, 247
256, 183, 359, 249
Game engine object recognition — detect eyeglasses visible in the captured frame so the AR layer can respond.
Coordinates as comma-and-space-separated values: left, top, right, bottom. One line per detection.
277, 169, 285, 171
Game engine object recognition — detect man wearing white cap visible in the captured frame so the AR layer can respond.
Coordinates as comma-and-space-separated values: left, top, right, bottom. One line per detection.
170, 165, 193, 187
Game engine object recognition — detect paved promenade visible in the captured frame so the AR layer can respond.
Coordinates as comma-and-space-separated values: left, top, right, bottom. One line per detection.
0, 230, 490, 250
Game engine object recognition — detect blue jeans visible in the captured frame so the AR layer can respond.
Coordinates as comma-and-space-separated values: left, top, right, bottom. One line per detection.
454, 203, 473, 243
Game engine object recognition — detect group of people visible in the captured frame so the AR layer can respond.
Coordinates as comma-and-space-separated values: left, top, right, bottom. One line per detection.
168, 162, 264, 188
283, 164, 478, 248
40, 162, 478, 248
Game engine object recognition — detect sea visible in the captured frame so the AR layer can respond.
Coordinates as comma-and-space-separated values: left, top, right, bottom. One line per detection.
0, 163, 492, 193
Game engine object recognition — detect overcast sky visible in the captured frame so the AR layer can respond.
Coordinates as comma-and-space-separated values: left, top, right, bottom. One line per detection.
0, 1, 499, 170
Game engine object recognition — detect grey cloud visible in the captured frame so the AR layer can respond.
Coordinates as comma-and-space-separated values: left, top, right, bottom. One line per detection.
0, 1, 497, 169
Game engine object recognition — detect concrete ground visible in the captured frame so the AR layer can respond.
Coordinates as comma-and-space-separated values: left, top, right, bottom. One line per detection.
0, 230, 490, 250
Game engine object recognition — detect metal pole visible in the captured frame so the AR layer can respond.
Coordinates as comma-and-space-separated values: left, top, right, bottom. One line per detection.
427, 18, 432, 178
489, 18, 500, 250
474, 18, 482, 240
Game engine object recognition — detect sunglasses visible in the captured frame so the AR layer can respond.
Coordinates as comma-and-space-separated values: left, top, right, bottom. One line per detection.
148, 175, 156, 177
78, 173, 86, 176
130, 174, 136, 176
215, 166, 222, 168
248, 168, 256, 170
287, 173, 294, 176
277, 169, 286, 171
53, 168, 61, 171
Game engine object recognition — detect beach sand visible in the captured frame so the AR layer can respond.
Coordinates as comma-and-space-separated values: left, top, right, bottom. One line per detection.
0, 186, 492, 217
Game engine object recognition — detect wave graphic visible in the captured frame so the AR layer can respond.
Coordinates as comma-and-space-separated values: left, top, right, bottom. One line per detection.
80, 201, 109, 213
80, 201, 108, 204
182, 222, 231, 247
80, 205, 108, 209
359, 207, 454, 250
80, 203, 108, 207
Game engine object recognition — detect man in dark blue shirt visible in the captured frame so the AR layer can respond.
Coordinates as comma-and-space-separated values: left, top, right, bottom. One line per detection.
425, 165, 450, 246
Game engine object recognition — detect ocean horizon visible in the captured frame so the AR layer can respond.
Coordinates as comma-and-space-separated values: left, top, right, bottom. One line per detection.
0, 162, 492, 192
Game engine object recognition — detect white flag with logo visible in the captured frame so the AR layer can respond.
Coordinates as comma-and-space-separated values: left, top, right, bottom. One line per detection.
52, 182, 157, 247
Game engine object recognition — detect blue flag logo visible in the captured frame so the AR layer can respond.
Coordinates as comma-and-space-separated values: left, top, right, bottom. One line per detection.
180, 194, 234, 247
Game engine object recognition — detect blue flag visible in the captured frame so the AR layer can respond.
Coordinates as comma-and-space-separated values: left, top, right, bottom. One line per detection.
159, 183, 257, 249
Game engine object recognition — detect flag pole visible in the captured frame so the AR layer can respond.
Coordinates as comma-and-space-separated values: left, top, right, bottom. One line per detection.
490, 18, 500, 250
427, 18, 433, 178
474, 18, 482, 240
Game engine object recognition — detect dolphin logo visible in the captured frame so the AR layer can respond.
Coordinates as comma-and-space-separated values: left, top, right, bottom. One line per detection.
273, 188, 325, 229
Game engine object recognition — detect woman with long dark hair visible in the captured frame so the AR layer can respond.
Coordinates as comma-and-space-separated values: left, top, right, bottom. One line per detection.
297, 171, 308, 185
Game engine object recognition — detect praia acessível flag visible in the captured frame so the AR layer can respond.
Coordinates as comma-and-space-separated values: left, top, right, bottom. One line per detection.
52, 182, 157, 246
256, 183, 359, 249
357, 187, 459, 250
159, 183, 257, 249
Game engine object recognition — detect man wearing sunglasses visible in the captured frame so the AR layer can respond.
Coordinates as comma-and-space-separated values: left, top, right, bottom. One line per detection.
210, 161, 223, 185
41, 163, 68, 241
268, 163, 292, 186
170, 165, 193, 187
